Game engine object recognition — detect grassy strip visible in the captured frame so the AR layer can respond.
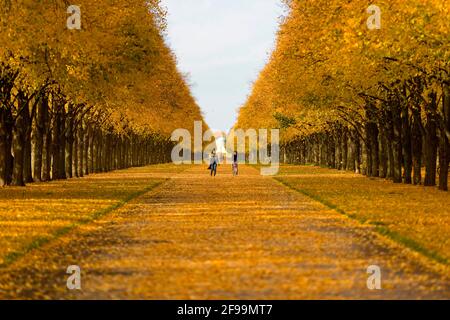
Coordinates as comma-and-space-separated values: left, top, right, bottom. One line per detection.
0, 180, 166, 269
275, 177, 449, 266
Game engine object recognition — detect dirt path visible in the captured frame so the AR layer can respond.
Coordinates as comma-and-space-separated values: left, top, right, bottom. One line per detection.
0, 165, 448, 299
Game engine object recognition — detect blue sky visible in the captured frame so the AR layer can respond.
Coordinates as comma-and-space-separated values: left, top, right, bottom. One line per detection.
161, 0, 284, 132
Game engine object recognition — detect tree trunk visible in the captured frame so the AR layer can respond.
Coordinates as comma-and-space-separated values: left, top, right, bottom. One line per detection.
42, 101, 52, 182
74, 121, 79, 178
59, 105, 66, 179
89, 126, 94, 174
95, 130, 102, 173
33, 96, 48, 182
342, 129, 348, 171
33, 116, 43, 182
78, 120, 84, 177
0, 107, 9, 186
23, 103, 33, 183
379, 124, 388, 179
335, 128, 342, 170
361, 134, 369, 176
370, 124, 379, 177
5, 109, 14, 185
438, 84, 450, 191
391, 104, 403, 183
348, 133, 356, 172
424, 93, 438, 186
42, 129, 51, 182
65, 110, 74, 179
365, 106, 379, 177
401, 107, 412, 184
411, 107, 422, 185
355, 132, 361, 174
52, 101, 61, 180
328, 134, 335, 169
11, 95, 27, 186
84, 123, 90, 175
438, 133, 449, 191
386, 124, 394, 180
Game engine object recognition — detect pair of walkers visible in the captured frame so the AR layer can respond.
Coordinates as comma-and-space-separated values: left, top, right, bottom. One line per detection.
208, 150, 239, 177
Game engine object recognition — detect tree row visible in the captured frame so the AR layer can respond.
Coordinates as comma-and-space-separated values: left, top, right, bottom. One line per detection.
236, 0, 449, 190
1, 0, 206, 186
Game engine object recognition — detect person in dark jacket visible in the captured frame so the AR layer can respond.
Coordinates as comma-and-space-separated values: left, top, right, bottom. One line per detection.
209, 149, 218, 176
232, 151, 238, 176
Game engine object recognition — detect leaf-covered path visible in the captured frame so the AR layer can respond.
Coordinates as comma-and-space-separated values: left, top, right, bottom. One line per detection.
0, 165, 448, 299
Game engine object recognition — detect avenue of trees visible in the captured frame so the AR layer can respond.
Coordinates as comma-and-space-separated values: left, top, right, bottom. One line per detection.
236, 0, 450, 190
0, 0, 206, 186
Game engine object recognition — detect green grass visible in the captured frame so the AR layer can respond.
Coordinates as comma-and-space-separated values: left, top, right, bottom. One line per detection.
274, 165, 450, 267
0, 180, 166, 269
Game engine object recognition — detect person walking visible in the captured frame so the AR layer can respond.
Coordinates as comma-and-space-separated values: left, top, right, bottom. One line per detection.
209, 149, 218, 177
232, 151, 239, 176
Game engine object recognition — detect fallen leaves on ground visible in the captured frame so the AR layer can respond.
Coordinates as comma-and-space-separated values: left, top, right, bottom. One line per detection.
0, 165, 448, 299
276, 165, 450, 264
